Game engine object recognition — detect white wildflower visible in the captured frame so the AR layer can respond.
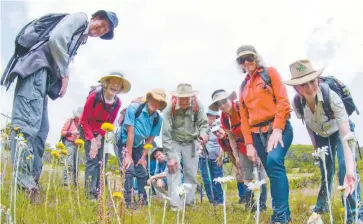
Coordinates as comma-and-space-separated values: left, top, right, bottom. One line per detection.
213, 176, 235, 184
246, 179, 266, 192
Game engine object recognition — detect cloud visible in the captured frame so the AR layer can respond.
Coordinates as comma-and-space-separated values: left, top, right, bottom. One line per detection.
1, 0, 363, 146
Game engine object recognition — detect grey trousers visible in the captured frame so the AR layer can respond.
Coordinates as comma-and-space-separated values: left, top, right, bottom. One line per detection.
63, 140, 79, 185
9, 68, 49, 190
167, 140, 199, 208
83, 131, 108, 199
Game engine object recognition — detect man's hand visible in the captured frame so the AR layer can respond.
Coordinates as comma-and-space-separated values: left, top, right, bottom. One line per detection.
246, 144, 257, 163
216, 154, 223, 167
167, 159, 178, 175
156, 179, 165, 189
199, 135, 209, 144
96, 134, 102, 148
123, 155, 134, 170
344, 172, 356, 197
59, 76, 69, 98
136, 156, 147, 169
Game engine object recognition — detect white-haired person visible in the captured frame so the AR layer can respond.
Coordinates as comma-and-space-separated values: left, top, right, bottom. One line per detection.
61, 106, 83, 186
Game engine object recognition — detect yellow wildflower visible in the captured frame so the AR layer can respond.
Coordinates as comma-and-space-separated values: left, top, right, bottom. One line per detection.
17, 133, 23, 137
26, 155, 33, 160
144, 144, 153, 150
56, 142, 66, 150
340, 207, 345, 213
101, 122, 114, 132
60, 148, 69, 156
14, 127, 20, 131
112, 192, 124, 199
51, 150, 60, 159
75, 139, 85, 147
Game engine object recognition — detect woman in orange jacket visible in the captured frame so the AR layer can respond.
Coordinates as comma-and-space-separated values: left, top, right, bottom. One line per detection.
237, 45, 293, 224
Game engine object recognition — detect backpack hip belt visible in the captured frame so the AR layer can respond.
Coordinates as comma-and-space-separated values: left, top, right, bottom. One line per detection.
252, 119, 274, 149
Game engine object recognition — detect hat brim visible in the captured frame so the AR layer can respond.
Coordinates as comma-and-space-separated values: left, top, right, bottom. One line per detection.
206, 113, 220, 119
236, 50, 257, 59
146, 92, 167, 111
170, 91, 199, 98
151, 147, 163, 160
209, 91, 237, 111
99, 75, 131, 93
284, 68, 324, 86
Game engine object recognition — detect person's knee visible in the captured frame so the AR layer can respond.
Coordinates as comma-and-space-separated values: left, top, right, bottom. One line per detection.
266, 152, 283, 172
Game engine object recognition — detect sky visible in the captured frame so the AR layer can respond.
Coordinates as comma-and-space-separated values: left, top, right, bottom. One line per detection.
1, 0, 363, 147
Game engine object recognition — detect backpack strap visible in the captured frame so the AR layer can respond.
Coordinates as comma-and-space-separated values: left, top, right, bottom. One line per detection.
240, 67, 273, 104
135, 103, 146, 119
93, 87, 102, 109
153, 113, 159, 129
320, 83, 334, 121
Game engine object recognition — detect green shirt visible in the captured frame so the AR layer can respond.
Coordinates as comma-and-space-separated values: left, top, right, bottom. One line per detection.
162, 99, 208, 157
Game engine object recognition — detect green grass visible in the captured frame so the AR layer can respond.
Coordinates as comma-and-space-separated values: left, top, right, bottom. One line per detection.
1, 155, 359, 224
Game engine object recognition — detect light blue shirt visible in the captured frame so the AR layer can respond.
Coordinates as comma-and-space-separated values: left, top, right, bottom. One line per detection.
200, 131, 221, 160
118, 103, 163, 148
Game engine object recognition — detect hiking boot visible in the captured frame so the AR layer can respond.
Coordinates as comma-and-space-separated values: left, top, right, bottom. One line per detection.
307, 212, 323, 224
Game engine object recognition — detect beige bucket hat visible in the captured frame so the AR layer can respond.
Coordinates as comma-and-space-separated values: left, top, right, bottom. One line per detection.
284, 59, 324, 86
98, 72, 131, 93
171, 83, 199, 97
72, 106, 83, 118
209, 89, 237, 111
146, 88, 168, 111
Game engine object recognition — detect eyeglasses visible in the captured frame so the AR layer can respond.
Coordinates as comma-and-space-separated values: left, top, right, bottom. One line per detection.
216, 98, 228, 107
236, 55, 255, 64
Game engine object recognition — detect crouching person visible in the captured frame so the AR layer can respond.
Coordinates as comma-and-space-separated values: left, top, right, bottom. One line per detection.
61, 106, 83, 186
285, 59, 363, 224
162, 83, 208, 211
80, 72, 130, 200
116, 89, 166, 209
147, 147, 168, 197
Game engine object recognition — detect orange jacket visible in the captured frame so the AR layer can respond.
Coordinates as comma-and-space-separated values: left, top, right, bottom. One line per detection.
239, 67, 291, 145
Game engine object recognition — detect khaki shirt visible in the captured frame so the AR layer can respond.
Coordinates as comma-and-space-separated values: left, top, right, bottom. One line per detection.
162, 99, 208, 157
292, 88, 348, 137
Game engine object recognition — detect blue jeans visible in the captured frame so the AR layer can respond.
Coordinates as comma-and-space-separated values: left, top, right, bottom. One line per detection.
123, 144, 148, 204
199, 158, 224, 204
252, 120, 293, 223
313, 129, 363, 223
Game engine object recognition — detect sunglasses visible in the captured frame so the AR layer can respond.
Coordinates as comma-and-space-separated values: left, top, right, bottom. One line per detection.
216, 98, 228, 107
236, 55, 255, 64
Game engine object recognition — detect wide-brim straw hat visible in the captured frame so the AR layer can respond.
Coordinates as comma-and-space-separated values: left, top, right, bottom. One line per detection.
284, 59, 324, 86
146, 88, 168, 111
99, 72, 131, 93
171, 83, 199, 97
209, 89, 237, 111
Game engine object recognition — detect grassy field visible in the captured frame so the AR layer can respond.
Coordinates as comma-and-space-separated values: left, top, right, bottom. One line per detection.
0, 147, 362, 224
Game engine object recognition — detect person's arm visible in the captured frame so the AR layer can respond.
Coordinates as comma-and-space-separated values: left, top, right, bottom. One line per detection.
149, 171, 167, 182
239, 93, 253, 145
225, 130, 240, 163
196, 100, 209, 139
268, 67, 291, 131
48, 12, 88, 78
162, 104, 174, 159
123, 104, 138, 156
330, 91, 355, 176
80, 94, 96, 141
61, 119, 71, 137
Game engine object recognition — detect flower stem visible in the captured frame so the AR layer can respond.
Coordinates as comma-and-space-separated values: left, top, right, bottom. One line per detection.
45, 157, 55, 223
162, 200, 167, 224
102, 137, 107, 224
322, 159, 333, 224
75, 147, 82, 218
